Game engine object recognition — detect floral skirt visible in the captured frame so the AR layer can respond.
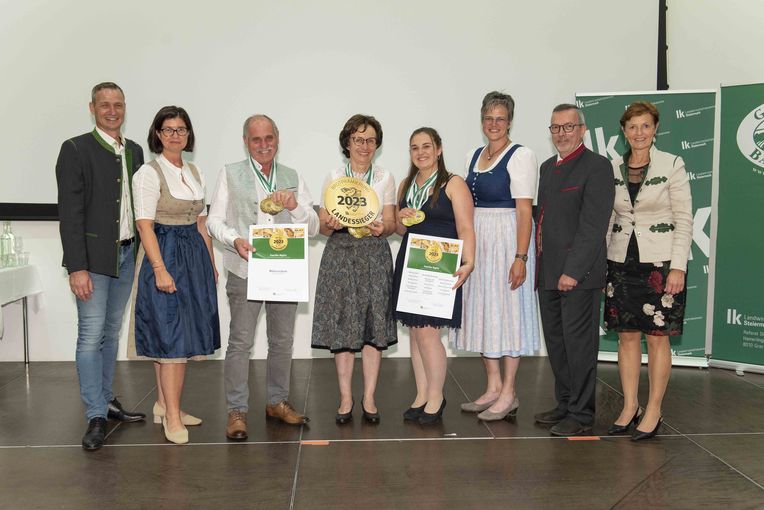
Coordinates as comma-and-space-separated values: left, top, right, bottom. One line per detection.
605, 235, 686, 336
311, 231, 398, 353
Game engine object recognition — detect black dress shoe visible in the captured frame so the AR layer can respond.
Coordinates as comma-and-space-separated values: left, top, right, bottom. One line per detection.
534, 407, 568, 424
549, 417, 592, 436
608, 409, 642, 435
107, 398, 146, 423
631, 417, 662, 441
403, 404, 426, 421
335, 400, 354, 425
82, 417, 107, 451
418, 399, 446, 425
361, 399, 380, 424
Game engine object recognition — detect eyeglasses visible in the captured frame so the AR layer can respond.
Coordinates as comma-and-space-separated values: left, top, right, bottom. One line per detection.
482, 116, 509, 125
351, 136, 378, 147
160, 127, 189, 137
548, 123, 582, 134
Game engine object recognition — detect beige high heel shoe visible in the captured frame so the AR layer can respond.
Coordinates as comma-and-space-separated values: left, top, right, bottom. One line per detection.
153, 402, 202, 426
161, 417, 189, 444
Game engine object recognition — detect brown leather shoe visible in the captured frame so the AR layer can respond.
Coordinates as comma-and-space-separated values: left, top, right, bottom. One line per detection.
265, 401, 309, 425
226, 410, 248, 440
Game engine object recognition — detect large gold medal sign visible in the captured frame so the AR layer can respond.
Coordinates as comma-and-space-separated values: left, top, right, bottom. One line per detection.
324, 177, 380, 227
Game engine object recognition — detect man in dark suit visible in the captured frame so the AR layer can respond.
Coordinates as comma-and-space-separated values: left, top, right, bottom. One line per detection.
56, 82, 146, 450
533, 104, 615, 436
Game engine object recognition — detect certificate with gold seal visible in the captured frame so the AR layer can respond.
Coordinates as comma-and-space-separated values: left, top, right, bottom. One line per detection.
396, 234, 463, 319
247, 224, 309, 302
323, 176, 380, 227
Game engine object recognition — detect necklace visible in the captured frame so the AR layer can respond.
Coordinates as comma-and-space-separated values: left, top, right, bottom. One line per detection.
486, 139, 510, 160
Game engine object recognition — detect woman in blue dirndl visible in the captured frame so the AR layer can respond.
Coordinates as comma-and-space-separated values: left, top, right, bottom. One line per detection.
130, 106, 220, 444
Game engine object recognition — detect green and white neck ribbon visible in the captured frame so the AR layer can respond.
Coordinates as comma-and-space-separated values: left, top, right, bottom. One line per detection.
405, 171, 438, 210
250, 156, 277, 193
345, 162, 374, 185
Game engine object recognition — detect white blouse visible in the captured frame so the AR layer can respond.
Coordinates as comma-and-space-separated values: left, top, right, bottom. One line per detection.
465, 143, 538, 200
132, 154, 208, 220
319, 165, 396, 220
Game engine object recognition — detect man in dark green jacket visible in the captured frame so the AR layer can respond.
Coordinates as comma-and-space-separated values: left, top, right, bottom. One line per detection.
56, 82, 146, 451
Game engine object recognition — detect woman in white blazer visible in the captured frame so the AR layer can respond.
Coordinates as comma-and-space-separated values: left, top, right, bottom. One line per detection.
604, 101, 692, 441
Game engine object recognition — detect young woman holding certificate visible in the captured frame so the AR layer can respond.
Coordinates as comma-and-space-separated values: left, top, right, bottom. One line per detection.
450, 91, 540, 422
392, 127, 475, 425
312, 114, 398, 424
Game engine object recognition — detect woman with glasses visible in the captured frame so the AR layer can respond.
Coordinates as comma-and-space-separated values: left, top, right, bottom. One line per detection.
605, 101, 692, 440
450, 91, 540, 421
129, 106, 220, 444
393, 127, 475, 425
312, 114, 397, 424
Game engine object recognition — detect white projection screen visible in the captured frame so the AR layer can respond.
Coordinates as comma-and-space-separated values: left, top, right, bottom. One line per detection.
0, 0, 657, 205
0, 0, 658, 361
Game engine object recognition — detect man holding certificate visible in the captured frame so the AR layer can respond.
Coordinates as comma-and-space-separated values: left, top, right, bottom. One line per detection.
207, 114, 319, 439
392, 127, 475, 425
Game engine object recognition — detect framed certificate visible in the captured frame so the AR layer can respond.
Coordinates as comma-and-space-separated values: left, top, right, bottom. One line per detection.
247, 224, 309, 302
396, 234, 463, 319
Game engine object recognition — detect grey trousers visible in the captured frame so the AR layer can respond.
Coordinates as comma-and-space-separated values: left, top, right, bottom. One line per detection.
225, 272, 297, 411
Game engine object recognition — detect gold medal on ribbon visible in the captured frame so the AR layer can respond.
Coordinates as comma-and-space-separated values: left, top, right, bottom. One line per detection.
260, 197, 285, 215
324, 176, 380, 227
401, 210, 425, 227
348, 226, 372, 238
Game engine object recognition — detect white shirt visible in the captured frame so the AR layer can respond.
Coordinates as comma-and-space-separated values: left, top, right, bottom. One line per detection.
206, 161, 319, 279
466, 143, 538, 200
319, 165, 397, 218
132, 154, 208, 221
96, 127, 134, 240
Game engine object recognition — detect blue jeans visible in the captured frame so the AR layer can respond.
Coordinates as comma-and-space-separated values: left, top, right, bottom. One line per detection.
75, 244, 135, 421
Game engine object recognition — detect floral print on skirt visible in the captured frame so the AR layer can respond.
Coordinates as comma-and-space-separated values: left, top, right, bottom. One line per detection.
605, 235, 686, 336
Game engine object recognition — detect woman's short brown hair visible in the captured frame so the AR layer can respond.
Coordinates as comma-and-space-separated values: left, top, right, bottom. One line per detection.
339, 114, 382, 158
147, 105, 195, 154
620, 101, 660, 128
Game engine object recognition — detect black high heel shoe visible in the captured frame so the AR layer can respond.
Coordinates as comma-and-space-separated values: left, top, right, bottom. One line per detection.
631, 416, 662, 441
335, 399, 354, 425
418, 399, 446, 425
608, 408, 642, 435
403, 404, 426, 421
362, 399, 380, 424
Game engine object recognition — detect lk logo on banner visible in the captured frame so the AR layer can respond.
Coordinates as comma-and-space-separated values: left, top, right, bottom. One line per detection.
575, 91, 715, 361
712, 83, 764, 367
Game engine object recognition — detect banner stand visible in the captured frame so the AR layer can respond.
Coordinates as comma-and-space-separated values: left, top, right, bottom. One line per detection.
579, 90, 716, 368
708, 359, 764, 376
598, 352, 708, 368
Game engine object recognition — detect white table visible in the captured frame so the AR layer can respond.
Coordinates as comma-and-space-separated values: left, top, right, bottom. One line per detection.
0, 265, 43, 363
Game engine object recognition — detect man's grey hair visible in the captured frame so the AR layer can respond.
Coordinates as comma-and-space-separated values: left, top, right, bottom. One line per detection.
242, 114, 279, 138
481, 91, 515, 121
552, 103, 586, 125
90, 82, 124, 103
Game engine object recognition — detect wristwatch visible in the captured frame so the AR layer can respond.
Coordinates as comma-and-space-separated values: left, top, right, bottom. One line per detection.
515, 253, 528, 262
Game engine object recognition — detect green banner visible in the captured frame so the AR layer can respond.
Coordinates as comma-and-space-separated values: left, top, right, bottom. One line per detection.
576, 91, 715, 360
251, 237, 305, 260
712, 83, 764, 366
406, 248, 459, 274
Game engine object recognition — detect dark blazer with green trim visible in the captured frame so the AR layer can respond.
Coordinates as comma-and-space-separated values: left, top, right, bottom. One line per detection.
56, 131, 144, 277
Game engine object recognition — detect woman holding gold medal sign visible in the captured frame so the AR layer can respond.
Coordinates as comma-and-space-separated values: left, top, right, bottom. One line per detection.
312, 114, 397, 424
392, 127, 475, 425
